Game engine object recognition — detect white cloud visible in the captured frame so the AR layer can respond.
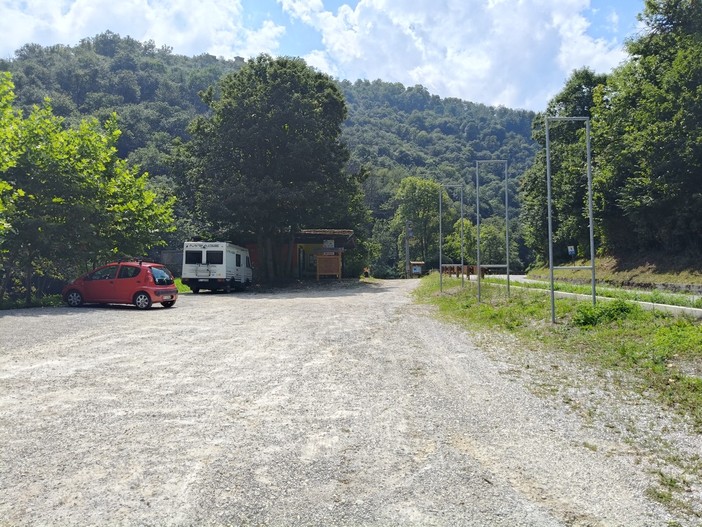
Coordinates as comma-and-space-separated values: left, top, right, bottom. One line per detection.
279, 0, 631, 110
606, 9, 620, 33
303, 49, 338, 75
0, 0, 637, 110
0, 0, 286, 59
277, 0, 324, 24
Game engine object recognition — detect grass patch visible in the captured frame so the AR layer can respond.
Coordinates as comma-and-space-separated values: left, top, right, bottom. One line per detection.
415, 273, 702, 431
484, 276, 702, 309
175, 278, 191, 293
0, 294, 63, 310
528, 254, 702, 286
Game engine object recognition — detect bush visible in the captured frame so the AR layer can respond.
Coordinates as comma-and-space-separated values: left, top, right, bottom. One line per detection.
573, 299, 638, 327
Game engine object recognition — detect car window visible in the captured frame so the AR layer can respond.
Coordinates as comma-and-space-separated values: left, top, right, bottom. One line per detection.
90, 265, 118, 280
118, 265, 141, 279
150, 266, 174, 285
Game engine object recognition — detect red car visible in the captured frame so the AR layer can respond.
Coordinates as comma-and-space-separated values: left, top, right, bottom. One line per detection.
62, 261, 178, 309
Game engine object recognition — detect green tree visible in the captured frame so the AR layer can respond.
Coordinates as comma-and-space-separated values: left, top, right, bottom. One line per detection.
478, 216, 523, 271
592, 0, 702, 254
0, 73, 22, 237
391, 176, 451, 265
367, 218, 400, 278
443, 217, 476, 265
187, 54, 360, 280
0, 79, 174, 303
520, 68, 606, 263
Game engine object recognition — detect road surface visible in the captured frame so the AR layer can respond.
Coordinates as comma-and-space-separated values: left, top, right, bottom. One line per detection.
0, 279, 697, 525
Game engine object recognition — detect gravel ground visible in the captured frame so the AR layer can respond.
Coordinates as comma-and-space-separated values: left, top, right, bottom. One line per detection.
0, 279, 699, 526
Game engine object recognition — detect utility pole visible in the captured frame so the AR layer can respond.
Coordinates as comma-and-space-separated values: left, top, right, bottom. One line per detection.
405, 220, 412, 278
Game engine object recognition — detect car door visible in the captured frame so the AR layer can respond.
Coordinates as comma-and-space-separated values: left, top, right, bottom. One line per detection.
82, 264, 119, 302
114, 264, 144, 303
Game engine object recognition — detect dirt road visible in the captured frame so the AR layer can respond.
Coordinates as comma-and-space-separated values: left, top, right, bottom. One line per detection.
0, 279, 694, 525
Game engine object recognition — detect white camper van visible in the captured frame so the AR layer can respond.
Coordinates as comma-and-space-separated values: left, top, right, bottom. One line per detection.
181, 241, 253, 293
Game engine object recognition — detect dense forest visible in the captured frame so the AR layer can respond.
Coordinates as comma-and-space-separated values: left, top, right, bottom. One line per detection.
1, 0, 700, 301
521, 0, 702, 263
0, 29, 537, 292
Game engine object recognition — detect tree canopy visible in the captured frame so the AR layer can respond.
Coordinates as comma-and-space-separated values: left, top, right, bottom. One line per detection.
519, 0, 702, 264
1, 33, 540, 280
7, 5, 700, 288
0, 72, 174, 302
592, 0, 702, 254
184, 54, 364, 280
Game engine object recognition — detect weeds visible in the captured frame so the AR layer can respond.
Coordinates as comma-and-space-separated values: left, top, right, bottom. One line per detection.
572, 299, 640, 327
484, 276, 702, 309
0, 294, 62, 310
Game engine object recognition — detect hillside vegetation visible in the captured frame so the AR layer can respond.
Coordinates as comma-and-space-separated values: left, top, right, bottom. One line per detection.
1, 31, 538, 283
527, 255, 702, 292
1, 0, 701, 302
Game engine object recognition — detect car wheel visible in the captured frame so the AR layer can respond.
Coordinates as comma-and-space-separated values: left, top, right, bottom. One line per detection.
162, 301, 175, 308
133, 292, 152, 310
65, 290, 84, 307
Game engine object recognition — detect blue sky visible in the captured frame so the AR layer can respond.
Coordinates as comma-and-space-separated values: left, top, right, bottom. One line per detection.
0, 0, 645, 111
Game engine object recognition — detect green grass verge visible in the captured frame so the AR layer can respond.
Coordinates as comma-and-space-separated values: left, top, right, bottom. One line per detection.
527, 255, 702, 290
174, 278, 191, 293
485, 276, 702, 309
415, 273, 702, 431
0, 294, 63, 309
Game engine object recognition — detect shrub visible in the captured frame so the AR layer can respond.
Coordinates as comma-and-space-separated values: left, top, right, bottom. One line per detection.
573, 299, 638, 327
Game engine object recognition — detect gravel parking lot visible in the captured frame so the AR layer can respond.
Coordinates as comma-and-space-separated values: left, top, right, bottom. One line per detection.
0, 279, 698, 526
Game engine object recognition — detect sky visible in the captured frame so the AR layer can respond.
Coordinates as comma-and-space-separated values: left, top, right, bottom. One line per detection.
0, 0, 645, 111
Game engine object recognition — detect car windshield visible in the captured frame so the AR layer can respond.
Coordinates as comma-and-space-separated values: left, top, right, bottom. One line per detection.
151, 266, 174, 285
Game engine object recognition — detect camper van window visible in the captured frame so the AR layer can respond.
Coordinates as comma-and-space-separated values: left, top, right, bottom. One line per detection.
236, 254, 241, 267
246, 256, 251, 268
207, 251, 224, 265
185, 251, 202, 264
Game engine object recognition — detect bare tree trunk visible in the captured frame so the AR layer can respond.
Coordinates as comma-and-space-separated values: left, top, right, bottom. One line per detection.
0, 248, 18, 304
265, 236, 275, 282
286, 230, 295, 278
25, 264, 33, 305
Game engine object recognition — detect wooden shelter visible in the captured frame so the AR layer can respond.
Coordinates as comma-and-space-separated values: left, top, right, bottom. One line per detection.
295, 229, 356, 280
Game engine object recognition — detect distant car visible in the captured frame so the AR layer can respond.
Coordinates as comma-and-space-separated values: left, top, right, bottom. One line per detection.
62, 261, 178, 309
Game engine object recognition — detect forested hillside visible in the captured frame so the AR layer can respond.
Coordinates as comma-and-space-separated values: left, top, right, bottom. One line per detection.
2, 0, 699, 301
0, 31, 244, 179
0, 31, 538, 284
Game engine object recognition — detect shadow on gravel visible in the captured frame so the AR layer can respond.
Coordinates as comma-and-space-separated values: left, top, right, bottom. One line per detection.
0, 280, 403, 318
0, 302, 178, 319
187, 278, 397, 300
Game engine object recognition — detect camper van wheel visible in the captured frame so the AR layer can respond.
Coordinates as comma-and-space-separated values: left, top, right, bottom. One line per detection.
191, 287, 200, 294
225, 283, 232, 293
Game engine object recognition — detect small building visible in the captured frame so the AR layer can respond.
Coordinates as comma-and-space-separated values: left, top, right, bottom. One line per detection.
410, 261, 425, 278
295, 229, 356, 279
